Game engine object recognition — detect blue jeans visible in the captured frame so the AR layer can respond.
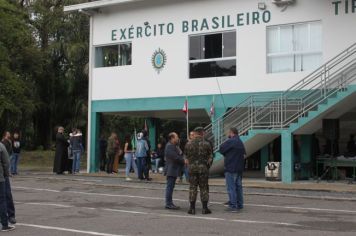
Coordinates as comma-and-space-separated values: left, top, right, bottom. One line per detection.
0, 182, 8, 227
124, 153, 138, 177
136, 157, 148, 179
72, 150, 81, 173
153, 158, 161, 173
10, 153, 20, 174
183, 166, 189, 181
165, 176, 177, 206
225, 172, 243, 209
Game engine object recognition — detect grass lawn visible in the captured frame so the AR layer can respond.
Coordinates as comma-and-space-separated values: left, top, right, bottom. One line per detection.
18, 150, 87, 171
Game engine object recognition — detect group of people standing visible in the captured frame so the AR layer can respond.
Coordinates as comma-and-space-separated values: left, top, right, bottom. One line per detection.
0, 131, 19, 232
53, 127, 84, 175
99, 130, 166, 181
164, 127, 246, 214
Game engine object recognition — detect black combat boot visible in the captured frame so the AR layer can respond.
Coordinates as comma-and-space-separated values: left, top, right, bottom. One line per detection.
202, 201, 212, 214
188, 201, 196, 215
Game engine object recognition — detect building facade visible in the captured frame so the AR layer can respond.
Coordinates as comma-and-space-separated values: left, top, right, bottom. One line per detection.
65, 0, 356, 183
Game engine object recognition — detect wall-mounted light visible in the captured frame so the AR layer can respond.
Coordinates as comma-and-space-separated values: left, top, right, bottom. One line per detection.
144, 21, 149, 26
272, 0, 296, 12
258, 2, 267, 10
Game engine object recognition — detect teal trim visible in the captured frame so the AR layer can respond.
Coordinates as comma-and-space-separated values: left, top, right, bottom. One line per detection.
281, 131, 294, 183
260, 145, 269, 173
300, 135, 312, 178
92, 91, 281, 113
89, 112, 100, 173
147, 118, 157, 150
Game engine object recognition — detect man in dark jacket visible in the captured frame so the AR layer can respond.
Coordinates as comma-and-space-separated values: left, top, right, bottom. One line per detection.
1, 132, 12, 157
164, 132, 184, 210
219, 128, 246, 212
0, 143, 15, 231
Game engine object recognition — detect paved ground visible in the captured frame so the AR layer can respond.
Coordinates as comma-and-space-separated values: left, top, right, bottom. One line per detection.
6, 174, 356, 236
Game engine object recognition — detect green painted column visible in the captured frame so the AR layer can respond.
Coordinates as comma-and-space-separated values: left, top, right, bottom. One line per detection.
260, 145, 269, 173
147, 118, 157, 151
281, 131, 294, 183
301, 135, 313, 179
89, 112, 101, 173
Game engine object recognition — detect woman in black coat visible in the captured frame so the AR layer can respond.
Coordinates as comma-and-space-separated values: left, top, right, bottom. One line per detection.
53, 127, 69, 174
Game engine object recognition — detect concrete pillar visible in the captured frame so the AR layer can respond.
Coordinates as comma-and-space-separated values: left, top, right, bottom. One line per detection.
260, 145, 269, 173
301, 135, 313, 179
147, 118, 157, 150
281, 131, 294, 183
89, 112, 101, 173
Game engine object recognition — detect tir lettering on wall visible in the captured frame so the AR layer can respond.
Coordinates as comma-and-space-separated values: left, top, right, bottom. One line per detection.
332, 0, 356, 15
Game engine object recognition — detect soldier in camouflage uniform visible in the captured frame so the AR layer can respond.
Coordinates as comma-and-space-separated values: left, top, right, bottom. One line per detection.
184, 127, 213, 215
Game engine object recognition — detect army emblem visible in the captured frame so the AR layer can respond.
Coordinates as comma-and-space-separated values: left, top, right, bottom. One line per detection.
151, 48, 167, 74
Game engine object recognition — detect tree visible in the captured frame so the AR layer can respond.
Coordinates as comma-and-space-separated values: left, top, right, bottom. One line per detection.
26, 0, 89, 148
0, 0, 40, 145
0, 0, 89, 149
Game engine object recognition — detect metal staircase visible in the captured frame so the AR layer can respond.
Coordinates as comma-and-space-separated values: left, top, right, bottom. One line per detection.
205, 43, 356, 153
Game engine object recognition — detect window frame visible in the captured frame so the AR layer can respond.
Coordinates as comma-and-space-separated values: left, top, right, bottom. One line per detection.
188, 30, 237, 79
94, 41, 133, 68
266, 21, 322, 74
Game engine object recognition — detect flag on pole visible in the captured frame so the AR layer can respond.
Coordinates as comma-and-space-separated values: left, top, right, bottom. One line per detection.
210, 101, 215, 118
183, 98, 189, 139
182, 99, 188, 115
209, 96, 215, 120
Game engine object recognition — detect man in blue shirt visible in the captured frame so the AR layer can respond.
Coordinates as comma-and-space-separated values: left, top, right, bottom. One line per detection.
219, 128, 246, 212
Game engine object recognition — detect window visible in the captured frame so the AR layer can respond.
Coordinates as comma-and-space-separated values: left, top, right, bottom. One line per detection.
267, 21, 322, 73
95, 43, 132, 68
189, 31, 236, 79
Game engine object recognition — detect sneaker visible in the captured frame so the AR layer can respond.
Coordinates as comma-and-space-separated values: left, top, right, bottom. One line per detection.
225, 207, 239, 213
125, 177, 132, 181
165, 205, 180, 210
2, 225, 15, 232
224, 201, 231, 206
8, 217, 16, 225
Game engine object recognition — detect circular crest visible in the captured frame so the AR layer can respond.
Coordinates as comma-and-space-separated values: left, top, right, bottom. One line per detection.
151, 48, 167, 74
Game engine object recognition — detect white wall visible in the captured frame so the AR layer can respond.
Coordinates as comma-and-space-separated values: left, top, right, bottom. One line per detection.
91, 0, 356, 101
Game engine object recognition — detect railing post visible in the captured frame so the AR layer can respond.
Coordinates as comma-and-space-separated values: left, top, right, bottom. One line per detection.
280, 96, 283, 129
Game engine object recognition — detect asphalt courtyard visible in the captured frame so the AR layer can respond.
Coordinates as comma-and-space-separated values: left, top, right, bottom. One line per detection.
6, 174, 356, 236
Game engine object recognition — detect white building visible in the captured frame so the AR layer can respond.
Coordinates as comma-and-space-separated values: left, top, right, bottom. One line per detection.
64, 0, 356, 183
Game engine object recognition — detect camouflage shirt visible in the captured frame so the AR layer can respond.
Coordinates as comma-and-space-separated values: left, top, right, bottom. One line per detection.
184, 137, 213, 174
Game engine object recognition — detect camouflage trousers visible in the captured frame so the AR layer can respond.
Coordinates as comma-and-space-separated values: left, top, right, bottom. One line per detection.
189, 172, 209, 203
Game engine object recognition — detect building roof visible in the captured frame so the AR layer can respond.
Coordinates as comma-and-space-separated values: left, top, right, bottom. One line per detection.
63, 0, 143, 13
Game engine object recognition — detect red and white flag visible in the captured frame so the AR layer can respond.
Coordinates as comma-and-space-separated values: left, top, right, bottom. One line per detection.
182, 99, 188, 114
210, 102, 215, 118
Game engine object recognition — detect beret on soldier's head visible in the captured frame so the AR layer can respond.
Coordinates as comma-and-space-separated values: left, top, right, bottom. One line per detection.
194, 127, 204, 132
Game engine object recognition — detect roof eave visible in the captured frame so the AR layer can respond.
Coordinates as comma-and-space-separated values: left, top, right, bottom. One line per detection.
64, 0, 143, 13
